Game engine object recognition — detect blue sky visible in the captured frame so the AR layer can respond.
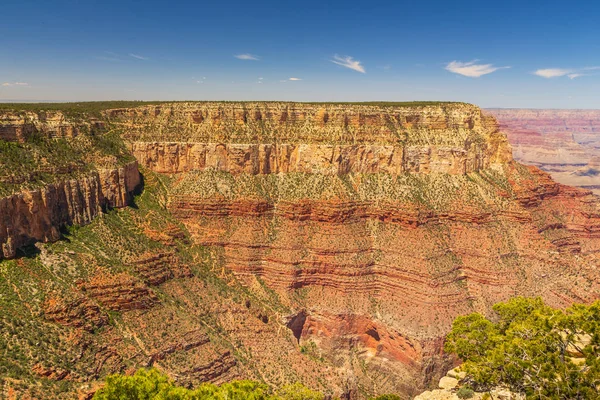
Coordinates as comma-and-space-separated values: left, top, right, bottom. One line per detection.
1, 0, 599, 108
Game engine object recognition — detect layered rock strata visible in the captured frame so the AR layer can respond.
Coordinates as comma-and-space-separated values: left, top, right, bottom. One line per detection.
487, 109, 600, 194
111, 103, 600, 396
3, 102, 600, 399
0, 161, 140, 259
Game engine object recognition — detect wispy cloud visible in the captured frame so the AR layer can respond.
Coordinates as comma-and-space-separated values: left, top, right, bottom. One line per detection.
129, 53, 149, 60
235, 53, 260, 61
330, 55, 365, 73
288, 77, 302, 81
534, 68, 572, 78
535, 66, 600, 79
2, 82, 29, 87
445, 60, 510, 78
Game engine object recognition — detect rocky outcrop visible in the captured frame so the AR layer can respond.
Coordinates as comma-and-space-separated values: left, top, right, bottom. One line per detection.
0, 161, 140, 259
108, 102, 502, 145
44, 294, 108, 332
78, 272, 157, 311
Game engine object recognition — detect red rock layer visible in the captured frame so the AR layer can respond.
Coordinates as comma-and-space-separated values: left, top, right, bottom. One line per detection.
167, 165, 600, 340
78, 272, 158, 311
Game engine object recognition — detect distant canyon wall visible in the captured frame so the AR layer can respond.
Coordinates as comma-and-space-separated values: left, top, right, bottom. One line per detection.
487, 109, 600, 194
0, 110, 105, 141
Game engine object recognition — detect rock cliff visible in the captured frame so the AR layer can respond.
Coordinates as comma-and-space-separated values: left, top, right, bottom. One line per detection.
0, 110, 105, 142
110, 103, 599, 395
1, 102, 600, 399
0, 110, 140, 258
0, 163, 139, 258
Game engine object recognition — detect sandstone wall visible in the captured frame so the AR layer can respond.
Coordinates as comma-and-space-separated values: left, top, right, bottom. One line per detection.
0, 161, 140, 258
121, 103, 511, 175
130, 142, 493, 175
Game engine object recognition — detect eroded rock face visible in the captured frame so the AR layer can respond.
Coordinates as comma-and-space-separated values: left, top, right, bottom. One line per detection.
3, 103, 600, 399
130, 142, 499, 175
112, 103, 600, 397
120, 103, 511, 175
108, 102, 499, 144
0, 161, 140, 258
0, 110, 105, 142
488, 109, 600, 194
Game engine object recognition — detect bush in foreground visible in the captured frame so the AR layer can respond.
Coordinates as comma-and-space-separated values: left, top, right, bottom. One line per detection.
93, 368, 324, 400
445, 297, 600, 399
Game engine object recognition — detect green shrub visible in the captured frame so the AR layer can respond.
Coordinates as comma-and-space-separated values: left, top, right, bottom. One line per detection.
456, 387, 474, 399
94, 368, 329, 400
445, 297, 600, 400
370, 395, 402, 400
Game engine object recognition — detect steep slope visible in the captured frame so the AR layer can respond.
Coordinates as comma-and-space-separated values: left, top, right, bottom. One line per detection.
0, 110, 141, 259
1, 102, 599, 399
487, 109, 600, 194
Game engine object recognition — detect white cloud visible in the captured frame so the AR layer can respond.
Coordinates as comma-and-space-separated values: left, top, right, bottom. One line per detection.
288, 77, 302, 81
129, 53, 149, 60
330, 55, 366, 73
235, 53, 260, 61
445, 60, 510, 78
2, 82, 29, 87
534, 68, 572, 78
535, 66, 600, 79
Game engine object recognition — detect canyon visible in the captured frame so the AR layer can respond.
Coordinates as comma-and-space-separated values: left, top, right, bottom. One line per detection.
1, 102, 600, 399
488, 109, 600, 194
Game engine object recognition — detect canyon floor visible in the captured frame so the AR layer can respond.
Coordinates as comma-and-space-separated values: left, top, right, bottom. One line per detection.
1, 102, 600, 399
